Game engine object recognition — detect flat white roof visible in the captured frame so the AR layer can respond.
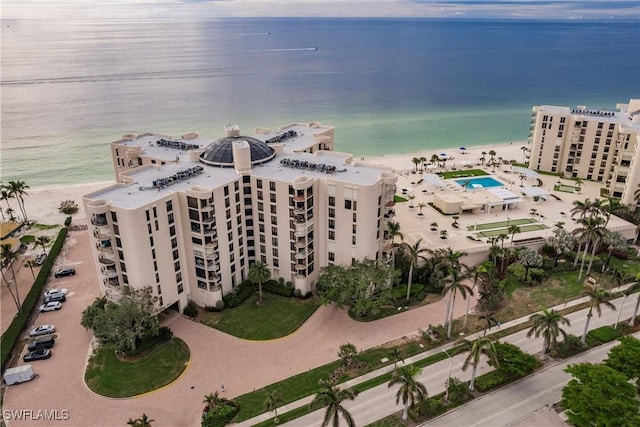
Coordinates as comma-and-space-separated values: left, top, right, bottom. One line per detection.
521, 186, 551, 198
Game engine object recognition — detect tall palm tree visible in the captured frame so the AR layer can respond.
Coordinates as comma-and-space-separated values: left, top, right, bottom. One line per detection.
572, 215, 605, 280
1, 243, 22, 312
389, 347, 404, 369
263, 389, 284, 424
309, 379, 358, 427
386, 220, 403, 268
126, 414, 154, 427
248, 261, 271, 304
0, 185, 15, 218
527, 308, 570, 361
508, 224, 520, 245
407, 194, 416, 208
24, 259, 36, 279
479, 313, 497, 337
462, 337, 499, 392
6, 180, 30, 222
35, 235, 51, 256
412, 157, 421, 172
400, 239, 429, 303
417, 202, 426, 215
614, 282, 640, 328
388, 365, 427, 420
581, 287, 616, 343
442, 268, 473, 339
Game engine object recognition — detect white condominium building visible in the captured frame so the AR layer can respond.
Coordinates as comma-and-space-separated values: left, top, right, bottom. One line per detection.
83, 123, 397, 312
528, 98, 640, 206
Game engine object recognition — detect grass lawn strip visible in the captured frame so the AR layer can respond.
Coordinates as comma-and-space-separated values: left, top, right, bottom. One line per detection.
203, 293, 319, 340
466, 218, 536, 231
476, 223, 547, 238
84, 338, 190, 398
439, 169, 489, 179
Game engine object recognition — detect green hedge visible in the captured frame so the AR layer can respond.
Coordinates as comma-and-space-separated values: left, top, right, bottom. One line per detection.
1, 227, 68, 369
263, 279, 294, 297
474, 370, 512, 392
201, 401, 239, 427
587, 326, 622, 345
223, 280, 255, 308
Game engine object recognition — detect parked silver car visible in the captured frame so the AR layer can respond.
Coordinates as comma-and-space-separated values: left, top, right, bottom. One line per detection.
29, 325, 56, 337
38, 302, 62, 312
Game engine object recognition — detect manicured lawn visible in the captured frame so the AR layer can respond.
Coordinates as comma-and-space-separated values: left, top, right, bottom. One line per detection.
467, 218, 536, 231
439, 169, 488, 179
554, 184, 581, 193
85, 338, 190, 398
203, 293, 319, 340
476, 223, 548, 238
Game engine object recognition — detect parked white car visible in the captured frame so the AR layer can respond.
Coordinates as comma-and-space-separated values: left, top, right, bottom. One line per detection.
38, 302, 62, 312
44, 288, 68, 298
30, 325, 56, 337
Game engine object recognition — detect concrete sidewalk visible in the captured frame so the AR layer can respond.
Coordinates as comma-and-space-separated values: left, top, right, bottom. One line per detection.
233, 283, 636, 427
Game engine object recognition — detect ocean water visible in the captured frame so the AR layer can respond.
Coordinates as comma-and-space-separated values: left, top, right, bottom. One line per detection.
1, 18, 639, 186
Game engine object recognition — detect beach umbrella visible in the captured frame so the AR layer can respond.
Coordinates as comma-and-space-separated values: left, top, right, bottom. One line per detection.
459, 146, 467, 150
439, 153, 448, 157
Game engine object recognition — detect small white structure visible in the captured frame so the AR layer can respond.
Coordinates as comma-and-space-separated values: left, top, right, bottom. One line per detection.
3, 365, 35, 385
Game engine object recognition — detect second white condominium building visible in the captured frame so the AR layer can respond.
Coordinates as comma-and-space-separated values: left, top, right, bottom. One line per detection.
83, 122, 397, 312
528, 98, 640, 206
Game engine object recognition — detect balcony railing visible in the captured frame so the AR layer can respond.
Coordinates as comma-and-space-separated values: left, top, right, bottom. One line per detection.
96, 245, 114, 253
101, 267, 118, 278
98, 256, 115, 265
91, 217, 108, 226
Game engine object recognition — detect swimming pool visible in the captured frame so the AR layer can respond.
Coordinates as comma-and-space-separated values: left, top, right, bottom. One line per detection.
455, 176, 504, 189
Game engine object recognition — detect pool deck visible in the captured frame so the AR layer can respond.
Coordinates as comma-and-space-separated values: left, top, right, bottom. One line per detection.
388, 163, 636, 266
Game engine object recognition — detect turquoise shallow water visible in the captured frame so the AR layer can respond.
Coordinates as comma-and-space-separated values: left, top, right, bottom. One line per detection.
1, 18, 639, 186
455, 177, 504, 189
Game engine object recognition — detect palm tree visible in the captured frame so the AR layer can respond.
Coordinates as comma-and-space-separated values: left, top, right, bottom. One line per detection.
479, 312, 497, 337
581, 287, 616, 343
429, 221, 438, 231
407, 194, 416, 208
508, 224, 520, 245
386, 220, 403, 268
417, 202, 426, 215
461, 180, 471, 192
1, 243, 22, 312
462, 337, 499, 392
389, 347, 404, 369
0, 185, 14, 215
412, 157, 421, 172
521, 146, 529, 163
442, 268, 473, 338
309, 379, 358, 427
202, 391, 223, 412
264, 390, 284, 423
614, 282, 640, 328
24, 259, 36, 279
400, 239, 428, 304
127, 414, 154, 427
388, 365, 427, 420
572, 215, 605, 280
35, 235, 51, 256
248, 261, 271, 304
527, 308, 570, 361
6, 180, 30, 222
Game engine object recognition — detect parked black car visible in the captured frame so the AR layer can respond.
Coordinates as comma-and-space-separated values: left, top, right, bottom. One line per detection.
44, 293, 66, 304
54, 267, 75, 278
28, 336, 55, 351
23, 348, 52, 362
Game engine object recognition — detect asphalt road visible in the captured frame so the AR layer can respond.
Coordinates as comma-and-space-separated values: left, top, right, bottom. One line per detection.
280, 293, 639, 427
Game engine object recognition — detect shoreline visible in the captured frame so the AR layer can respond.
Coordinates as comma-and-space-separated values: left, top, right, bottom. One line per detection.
19, 141, 528, 225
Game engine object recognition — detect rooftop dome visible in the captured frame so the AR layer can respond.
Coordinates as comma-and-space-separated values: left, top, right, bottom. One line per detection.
199, 136, 275, 167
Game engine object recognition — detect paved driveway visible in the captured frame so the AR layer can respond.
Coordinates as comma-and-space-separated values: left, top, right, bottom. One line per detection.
3, 228, 474, 426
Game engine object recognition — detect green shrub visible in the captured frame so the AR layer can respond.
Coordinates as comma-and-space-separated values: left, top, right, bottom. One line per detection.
215, 300, 224, 311
201, 401, 239, 427
183, 301, 199, 317
553, 334, 587, 358
587, 326, 621, 344
474, 370, 510, 392
64, 216, 72, 227
392, 283, 425, 300
1, 227, 68, 369
223, 281, 255, 308
410, 396, 446, 420
158, 326, 173, 342
262, 279, 294, 297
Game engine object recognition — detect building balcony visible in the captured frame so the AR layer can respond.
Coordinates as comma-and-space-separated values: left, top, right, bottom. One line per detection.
103, 277, 120, 288
203, 228, 217, 237
204, 241, 218, 250
101, 267, 118, 278
295, 222, 313, 237
202, 216, 215, 224
105, 288, 123, 302
295, 263, 306, 271
90, 215, 108, 226
200, 204, 214, 213
98, 255, 115, 265
293, 206, 305, 214
293, 195, 305, 202
295, 251, 306, 260
96, 244, 114, 253
93, 229, 111, 240
295, 240, 306, 249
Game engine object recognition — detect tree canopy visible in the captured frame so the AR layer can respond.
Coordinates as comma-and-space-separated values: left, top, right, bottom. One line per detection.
81, 287, 160, 352
562, 363, 640, 427
317, 259, 399, 317
604, 336, 640, 384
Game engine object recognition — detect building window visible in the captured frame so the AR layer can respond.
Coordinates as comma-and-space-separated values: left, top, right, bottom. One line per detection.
329, 208, 335, 218
329, 196, 335, 206
328, 252, 335, 262
111, 211, 118, 222
269, 182, 276, 192
329, 230, 335, 241
257, 179, 263, 189
345, 200, 352, 210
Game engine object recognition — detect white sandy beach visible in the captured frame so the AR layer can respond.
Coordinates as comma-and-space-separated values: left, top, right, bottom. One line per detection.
22, 141, 528, 225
